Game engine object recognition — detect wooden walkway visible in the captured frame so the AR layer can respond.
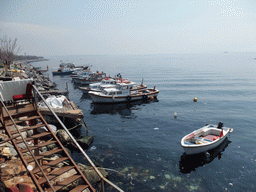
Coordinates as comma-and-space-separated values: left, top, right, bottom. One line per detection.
0, 102, 95, 192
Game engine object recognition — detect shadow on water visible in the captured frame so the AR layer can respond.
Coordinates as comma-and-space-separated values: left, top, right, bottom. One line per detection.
90, 99, 158, 118
72, 83, 87, 90
179, 138, 232, 174
80, 93, 92, 100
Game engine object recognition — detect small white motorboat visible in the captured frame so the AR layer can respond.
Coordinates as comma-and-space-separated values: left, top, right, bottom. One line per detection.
181, 123, 233, 155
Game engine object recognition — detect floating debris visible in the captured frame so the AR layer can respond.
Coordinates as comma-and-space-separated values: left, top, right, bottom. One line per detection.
89, 146, 97, 151
165, 174, 171, 179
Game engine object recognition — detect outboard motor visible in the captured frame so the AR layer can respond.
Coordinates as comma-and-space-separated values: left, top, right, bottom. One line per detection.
217, 122, 223, 129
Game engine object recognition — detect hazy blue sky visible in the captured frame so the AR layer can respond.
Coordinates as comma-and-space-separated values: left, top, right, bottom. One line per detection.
1, 0, 256, 56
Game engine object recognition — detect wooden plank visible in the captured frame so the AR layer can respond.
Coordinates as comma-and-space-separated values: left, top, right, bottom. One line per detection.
6, 115, 40, 126
10, 123, 46, 134
57, 175, 82, 186
39, 110, 84, 118
70, 185, 89, 192
47, 157, 69, 166
3, 103, 35, 117
20, 140, 57, 153
38, 165, 75, 185
49, 166, 75, 176
25, 155, 43, 164
40, 148, 63, 156
15, 132, 51, 144
5, 115, 41, 126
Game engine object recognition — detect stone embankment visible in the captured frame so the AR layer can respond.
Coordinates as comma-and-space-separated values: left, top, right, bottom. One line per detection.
0, 61, 106, 191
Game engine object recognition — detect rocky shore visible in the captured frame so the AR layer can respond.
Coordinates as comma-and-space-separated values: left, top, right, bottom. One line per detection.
0, 60, 108, 191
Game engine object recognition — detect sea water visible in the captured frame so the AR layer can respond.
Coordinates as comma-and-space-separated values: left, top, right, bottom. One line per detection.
33, 52, 256, 191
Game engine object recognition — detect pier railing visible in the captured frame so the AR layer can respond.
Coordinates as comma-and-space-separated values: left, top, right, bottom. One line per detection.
33, 85, 124, 192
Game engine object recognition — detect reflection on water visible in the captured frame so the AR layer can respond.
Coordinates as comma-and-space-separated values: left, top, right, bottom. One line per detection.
72, 83, 85, 90
80, 93, 92, 100
179, 138, 232, 174
90, 99, 157, 118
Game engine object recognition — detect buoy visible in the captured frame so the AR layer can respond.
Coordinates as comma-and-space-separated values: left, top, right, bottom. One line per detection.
149, 96, 154, 100
193, 97, 197, 102
174, 112, 177, 119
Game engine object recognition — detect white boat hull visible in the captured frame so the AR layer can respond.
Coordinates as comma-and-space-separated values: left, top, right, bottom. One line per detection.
89, 89, 159, 103
181, 125, 233, 155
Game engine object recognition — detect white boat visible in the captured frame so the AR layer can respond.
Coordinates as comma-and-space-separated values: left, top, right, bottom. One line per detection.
89, 81, 159, 103
52, 67, 74, 75
75, 71, 106, 85
72, 71, 91, 83
79, 78, 147, 94
78, 78, 118, 93
181, 123, 233, 155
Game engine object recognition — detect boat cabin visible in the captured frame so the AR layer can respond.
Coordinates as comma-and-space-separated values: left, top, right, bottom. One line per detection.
102, 88, 123, 96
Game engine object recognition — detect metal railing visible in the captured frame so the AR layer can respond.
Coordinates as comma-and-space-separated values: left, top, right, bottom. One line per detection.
33, 85, 124, 192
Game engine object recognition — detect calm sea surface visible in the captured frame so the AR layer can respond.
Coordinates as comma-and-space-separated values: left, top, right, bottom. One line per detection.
32, 53, 256, 192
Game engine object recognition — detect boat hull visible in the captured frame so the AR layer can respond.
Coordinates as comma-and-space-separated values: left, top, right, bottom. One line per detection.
79, 84, 147, 94
89, 89, 159, 103
52, 71, 73, 75
75, 79, 103, 85
79, 86, 91, 93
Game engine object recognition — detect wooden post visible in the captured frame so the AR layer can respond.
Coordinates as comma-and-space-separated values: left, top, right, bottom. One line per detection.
66, 82, 69, 100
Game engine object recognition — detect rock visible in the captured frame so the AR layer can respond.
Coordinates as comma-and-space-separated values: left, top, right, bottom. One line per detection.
64, 147, 71, 156
2, 148, 10, 155
0, 159, 27, 179
56, 130, 71, 144
17, 183, 34, 192
37, 124, 57, 134
47, 143, 58, 151
77, 135, 94, 149
0, 146, 17, 157
7, 125, 28, 140
77, 163, 108, 184
51, 163, 109, 191
4, 176, 35, 190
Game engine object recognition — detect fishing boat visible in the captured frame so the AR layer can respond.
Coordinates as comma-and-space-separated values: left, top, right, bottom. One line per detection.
78, 78, 118, 93
79, 77, 147, 94
181, 123, 233, 155
52, 62, 75, 75
52, 67, 74, 75
72, 71, 91, 83
89, 81, 159, 103
74, 71, 106, 85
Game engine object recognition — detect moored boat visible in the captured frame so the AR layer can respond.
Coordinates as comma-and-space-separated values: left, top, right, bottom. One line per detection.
89, 81, 159, 103
52, 68, 74, 75
78, 78, 118, 93
79, 77, 147, 94
52, 62, 75, 75
181, 123, 233, 155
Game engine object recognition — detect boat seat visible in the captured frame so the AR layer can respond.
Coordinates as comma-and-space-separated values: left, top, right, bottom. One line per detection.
184, 141, 194, 145
13, 83, 33, 107
202, 135, 219, 141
